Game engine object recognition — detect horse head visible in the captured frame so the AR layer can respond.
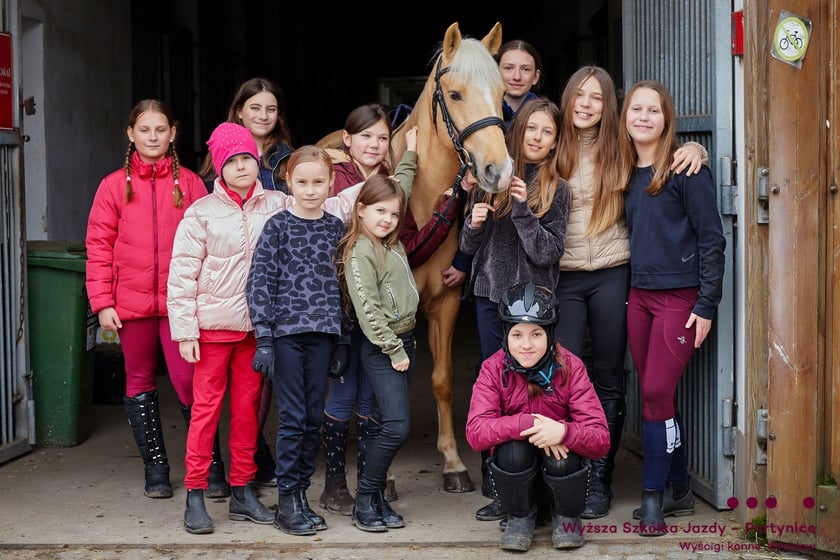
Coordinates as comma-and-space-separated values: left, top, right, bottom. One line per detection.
425, 22, 514, 194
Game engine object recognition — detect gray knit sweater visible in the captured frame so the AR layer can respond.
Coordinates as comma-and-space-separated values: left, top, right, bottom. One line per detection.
460, 179, 570, 303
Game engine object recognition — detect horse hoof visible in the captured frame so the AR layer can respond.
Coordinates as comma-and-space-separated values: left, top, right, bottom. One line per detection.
443, 471, 475, 493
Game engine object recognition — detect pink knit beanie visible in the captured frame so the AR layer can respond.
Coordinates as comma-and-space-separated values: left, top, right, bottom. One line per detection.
207, 122, 259, 178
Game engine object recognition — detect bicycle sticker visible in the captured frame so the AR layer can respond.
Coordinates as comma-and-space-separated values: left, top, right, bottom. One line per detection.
771, 11, 811, 68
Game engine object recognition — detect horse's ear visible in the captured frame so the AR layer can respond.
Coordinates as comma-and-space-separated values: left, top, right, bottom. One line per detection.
482, 22, 503, 56
442, 22, 462, 61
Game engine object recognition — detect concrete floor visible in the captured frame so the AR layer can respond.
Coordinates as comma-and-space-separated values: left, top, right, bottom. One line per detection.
0, 306, 789, 560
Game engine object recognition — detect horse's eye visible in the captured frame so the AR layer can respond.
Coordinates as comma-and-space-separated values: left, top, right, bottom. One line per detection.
448, 91, 463, 102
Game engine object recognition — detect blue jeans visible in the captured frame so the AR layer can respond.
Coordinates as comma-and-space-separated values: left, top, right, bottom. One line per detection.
271, 332, 332, 494
324, 325, 373, 420
356, 330, 416, 494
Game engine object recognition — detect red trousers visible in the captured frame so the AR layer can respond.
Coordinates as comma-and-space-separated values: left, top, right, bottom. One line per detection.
184, 334, 263, 489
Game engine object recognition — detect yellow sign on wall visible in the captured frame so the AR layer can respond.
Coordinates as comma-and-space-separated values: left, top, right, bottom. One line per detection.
771, 10, 812, 69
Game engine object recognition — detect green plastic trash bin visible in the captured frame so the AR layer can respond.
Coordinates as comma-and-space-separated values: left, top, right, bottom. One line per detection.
27, 240, 97, 446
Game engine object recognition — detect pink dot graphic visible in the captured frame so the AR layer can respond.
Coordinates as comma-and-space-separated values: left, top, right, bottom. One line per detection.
765, 496, 777, 509
746, 496, 759, 508
727, 496, 739, 509
803, 496, 815, 509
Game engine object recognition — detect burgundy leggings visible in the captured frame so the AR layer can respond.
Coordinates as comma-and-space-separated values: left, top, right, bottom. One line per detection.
626, 287, 698, 421
119, 317, 193, 406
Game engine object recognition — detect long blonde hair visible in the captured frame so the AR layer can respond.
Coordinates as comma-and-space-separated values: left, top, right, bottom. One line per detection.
557, 66, 624, 235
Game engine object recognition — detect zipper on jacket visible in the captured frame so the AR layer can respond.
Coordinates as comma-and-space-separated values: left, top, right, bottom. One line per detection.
151, 163, 160, 315
384, 281, 400, 319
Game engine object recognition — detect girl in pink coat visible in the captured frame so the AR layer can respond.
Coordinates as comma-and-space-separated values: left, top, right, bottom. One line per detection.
466, 282, 609, 552
85, 100, 210, 500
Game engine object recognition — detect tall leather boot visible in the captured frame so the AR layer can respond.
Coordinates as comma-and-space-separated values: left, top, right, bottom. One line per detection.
184, 488, 214, 534
543, 466, 589, 549
274, 490, 316, 536
254, 432, 277, 487
581, 398, 625, 518
490, 458, 538, 552
124, 390, 172, 498
355, 416, 369, 486
229, 481, 274, 524
475, 451, 505, 521
319, 416, 354, 515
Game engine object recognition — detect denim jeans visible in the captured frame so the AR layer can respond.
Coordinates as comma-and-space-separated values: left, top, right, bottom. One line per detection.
324, 325, 373, 420
356, 330, 416, 494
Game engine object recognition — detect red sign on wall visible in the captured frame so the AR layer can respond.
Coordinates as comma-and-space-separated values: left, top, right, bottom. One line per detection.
0, 33, 13, 130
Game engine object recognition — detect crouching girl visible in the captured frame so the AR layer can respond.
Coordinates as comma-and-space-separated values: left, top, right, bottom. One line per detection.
466, 282, 609, 551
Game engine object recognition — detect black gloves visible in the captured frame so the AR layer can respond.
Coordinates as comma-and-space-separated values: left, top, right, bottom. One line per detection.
328, 343, 351, 379
252, 337, 275, 381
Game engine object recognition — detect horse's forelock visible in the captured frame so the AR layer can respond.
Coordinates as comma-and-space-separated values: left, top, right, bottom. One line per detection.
446, 39, 504, 90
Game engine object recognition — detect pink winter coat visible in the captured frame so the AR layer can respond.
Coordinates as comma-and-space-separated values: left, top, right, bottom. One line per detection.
85, 152, 208, 321
466, 346, 610, 459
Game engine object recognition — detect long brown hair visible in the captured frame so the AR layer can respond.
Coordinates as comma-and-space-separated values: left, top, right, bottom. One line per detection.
199, 77, 294, 181
340, 103, 393, 171
618, 80, 678, 195
478, 97, 562, 218
124, 99, 184, 208
556, 66, 624, 235
335, 175, 406, 315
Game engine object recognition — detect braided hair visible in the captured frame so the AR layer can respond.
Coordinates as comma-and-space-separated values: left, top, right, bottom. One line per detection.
123, 99, 184, 208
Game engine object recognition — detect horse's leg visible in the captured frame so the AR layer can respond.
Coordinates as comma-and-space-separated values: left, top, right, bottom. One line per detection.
426, 291, 474, 493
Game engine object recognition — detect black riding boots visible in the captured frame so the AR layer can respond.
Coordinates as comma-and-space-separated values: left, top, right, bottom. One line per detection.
638, 489, 667, 536
633, 479, 696, 519
542, 466, 589, 549
581, 398, 626, 519
275, 489, 316, 536
184, 488, 214, 534
489, 459, 539, 552
475, 450, 505, 521
229, 481, 274, 525
124, 390, 171, 498
179, 404, 230, 498
319, 416, 355, 515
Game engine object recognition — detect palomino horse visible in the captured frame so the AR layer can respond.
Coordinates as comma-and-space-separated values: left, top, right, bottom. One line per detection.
321, 22, 513, 493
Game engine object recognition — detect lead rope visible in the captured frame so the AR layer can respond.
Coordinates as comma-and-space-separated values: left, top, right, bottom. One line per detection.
405, 162, 467, 263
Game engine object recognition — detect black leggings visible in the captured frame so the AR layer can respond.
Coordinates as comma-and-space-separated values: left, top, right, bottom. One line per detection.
494, 439, 582, 477
554, 264, 629, 403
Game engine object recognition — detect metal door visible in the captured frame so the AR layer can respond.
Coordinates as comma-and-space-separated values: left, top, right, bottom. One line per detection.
0, 1, 32, 465
621, 0, 737, 509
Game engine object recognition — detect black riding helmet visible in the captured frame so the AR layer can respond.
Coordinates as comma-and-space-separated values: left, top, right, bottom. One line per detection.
497, 282, 559, 388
